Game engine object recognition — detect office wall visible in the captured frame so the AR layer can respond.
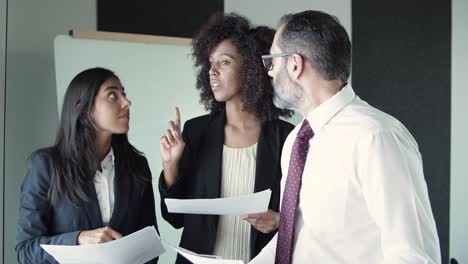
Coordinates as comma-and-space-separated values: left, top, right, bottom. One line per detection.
451, 0, 468, 262
97, 0, 223, 38
3, 1, 96, 262
352, 0, 451, 262
0, 0, 6, 262
225, 0, 351, 33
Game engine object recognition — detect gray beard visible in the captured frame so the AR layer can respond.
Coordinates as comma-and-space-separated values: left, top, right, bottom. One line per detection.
273, 93, 295, 109
272, 69, 303, 110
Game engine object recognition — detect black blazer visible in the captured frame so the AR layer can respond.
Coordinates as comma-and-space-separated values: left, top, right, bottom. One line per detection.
16, 149, 158, 264
159, 110, 294, 263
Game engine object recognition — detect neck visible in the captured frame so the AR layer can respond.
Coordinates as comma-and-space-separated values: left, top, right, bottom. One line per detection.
301, 80, 345, 116
225, 99, 259, 129
95, 132, 112, 162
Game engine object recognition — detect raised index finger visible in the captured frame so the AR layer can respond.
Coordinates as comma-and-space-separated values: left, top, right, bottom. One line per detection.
175, 106, 181, 129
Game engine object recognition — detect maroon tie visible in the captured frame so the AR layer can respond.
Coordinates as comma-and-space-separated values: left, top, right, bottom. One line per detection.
275, 119, 314, 264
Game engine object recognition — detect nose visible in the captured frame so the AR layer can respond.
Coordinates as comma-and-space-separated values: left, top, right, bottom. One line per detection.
208, 63, 219, 76
122, 97, 131, 109
268, 69, 274, 78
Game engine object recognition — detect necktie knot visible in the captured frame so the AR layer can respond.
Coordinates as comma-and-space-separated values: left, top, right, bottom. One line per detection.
297, 119, 314, 140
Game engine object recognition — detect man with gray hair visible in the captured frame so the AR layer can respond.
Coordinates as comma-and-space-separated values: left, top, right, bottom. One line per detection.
250, 10, 440, 264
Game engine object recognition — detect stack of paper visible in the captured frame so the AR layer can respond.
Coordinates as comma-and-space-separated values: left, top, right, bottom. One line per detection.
165, 189, 272, 215
163, 240, 244, 264
41, 226, 164, 264
40, 190, 272, 263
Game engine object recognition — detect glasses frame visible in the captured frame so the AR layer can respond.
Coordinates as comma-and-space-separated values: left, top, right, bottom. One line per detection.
261, 53, 291, 71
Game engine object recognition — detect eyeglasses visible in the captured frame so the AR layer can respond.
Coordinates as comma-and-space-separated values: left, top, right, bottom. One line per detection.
261, 53, 291, 71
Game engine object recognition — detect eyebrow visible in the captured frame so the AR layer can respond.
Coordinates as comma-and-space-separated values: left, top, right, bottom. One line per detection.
209, 53, 236, 60
104, 86, 125, 91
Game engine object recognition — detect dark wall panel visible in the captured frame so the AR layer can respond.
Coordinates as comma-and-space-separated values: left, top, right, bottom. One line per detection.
97, 0, 223, 38
352, 1, 451, 263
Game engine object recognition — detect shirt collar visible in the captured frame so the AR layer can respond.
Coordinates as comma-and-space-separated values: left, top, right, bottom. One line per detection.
101, 147, 115, 168
305, 84, 356, 133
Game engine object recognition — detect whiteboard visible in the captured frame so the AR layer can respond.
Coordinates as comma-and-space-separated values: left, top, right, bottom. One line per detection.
54, 35, 207, 264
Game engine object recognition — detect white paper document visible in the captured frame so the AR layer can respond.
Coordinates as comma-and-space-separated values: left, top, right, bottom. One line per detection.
163, 240, 244, 264
165, 189, 272, 215
40, 226, 164, 264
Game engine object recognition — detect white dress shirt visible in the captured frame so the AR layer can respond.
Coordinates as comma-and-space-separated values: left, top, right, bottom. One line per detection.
250, 84, 441, 264
94, 148, 115, 226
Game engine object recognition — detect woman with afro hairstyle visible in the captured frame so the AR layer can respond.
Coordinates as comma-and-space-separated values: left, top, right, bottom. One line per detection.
159, 12, 294, 263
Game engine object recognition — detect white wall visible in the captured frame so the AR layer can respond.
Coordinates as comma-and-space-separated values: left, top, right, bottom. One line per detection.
225, 0, 351, 40
4, 1, 96, 263
0, 0, 7, 262
450, 0, 468, 262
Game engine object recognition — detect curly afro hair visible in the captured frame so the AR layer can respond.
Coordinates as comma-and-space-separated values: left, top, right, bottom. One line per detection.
191, 12, 293, 121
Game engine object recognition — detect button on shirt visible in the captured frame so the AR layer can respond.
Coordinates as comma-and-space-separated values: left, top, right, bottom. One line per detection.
94, 148, 115, 226
250, 84, 441, 263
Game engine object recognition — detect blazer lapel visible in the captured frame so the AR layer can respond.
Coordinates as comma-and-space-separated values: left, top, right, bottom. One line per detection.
109, 151, 129, 229
203, 111, 225, 199
254, 121, 279, 192
83, 179, 104, 229
250, 121, 279, 257
198, 110, 225, 252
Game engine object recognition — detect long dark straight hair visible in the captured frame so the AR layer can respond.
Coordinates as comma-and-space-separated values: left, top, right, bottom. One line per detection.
38, 67, 148, 207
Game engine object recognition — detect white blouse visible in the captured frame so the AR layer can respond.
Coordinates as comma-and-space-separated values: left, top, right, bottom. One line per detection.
94, 148, 115, 226
213, 143, 257, 263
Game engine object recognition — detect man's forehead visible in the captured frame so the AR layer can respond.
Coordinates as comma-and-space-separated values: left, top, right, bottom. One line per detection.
271, 24, 286, 52
274, 24, 285, 41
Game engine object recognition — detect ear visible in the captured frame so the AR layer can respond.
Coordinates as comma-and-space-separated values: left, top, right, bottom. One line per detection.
288, 53, 305, 80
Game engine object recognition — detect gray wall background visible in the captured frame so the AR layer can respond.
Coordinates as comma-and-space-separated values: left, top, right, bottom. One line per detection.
2, 1, 96, 263
1, 0, 6, 261
225, 0, 351, 36
451, 0, 467, 262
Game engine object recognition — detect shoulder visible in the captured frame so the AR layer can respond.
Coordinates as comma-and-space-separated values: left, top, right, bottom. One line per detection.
22, 148, 55, 191
136, 154, 152, 179
181, 111, 224, 144
262, 118, 295, 141
29, 148, 53, 173
116, 147, 150, 169
339, 98, 418, 149
134, 153, 149, 167
183, 112, 221, 130
340, 97, 409, 134
273, 119, 295, 132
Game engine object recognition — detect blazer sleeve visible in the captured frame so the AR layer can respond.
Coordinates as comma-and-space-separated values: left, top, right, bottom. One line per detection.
158, 121, 193, 229
139, 157, 159, 264
15, 152, 81, 264
139, 157, 158, 231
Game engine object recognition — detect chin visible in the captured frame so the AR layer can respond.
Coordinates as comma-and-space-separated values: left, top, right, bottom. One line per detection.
213, 95, 227, 102
114, 127, 129, 134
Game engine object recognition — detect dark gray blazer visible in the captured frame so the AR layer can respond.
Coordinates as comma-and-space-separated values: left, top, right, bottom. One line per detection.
16, 149, 158, 264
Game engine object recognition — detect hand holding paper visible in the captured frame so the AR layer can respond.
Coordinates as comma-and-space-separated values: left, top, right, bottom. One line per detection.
41, 226, 164, 264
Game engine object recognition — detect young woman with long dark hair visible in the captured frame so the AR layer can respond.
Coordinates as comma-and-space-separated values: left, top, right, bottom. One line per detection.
16, 67, 158, 263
